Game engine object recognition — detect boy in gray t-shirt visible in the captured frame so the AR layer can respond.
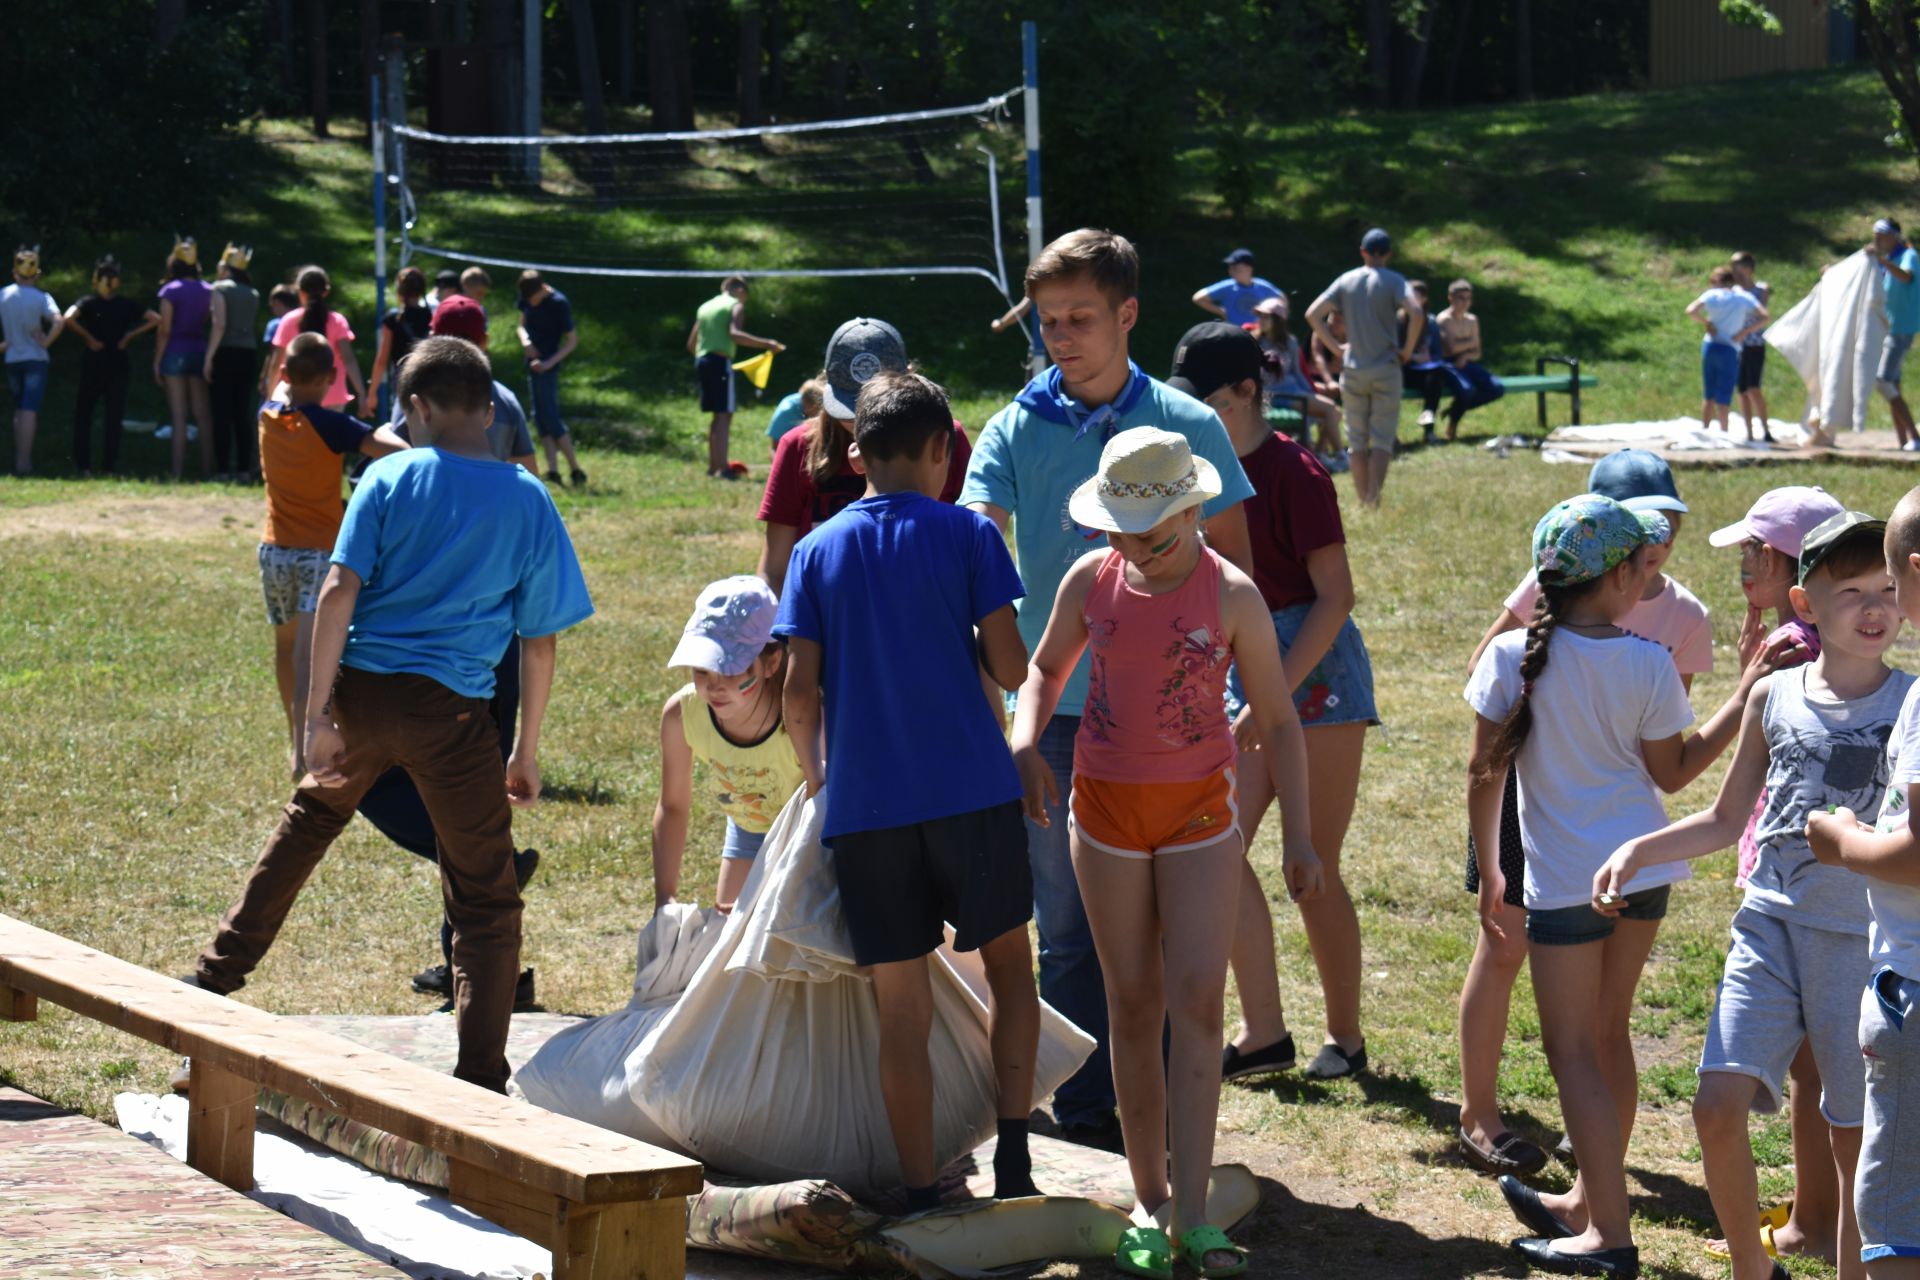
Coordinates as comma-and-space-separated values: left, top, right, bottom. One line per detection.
1305, 228, 1418, 510
1599, 512, 1905, 1280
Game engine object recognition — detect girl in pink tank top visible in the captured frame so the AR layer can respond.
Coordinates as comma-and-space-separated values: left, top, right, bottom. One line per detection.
1010, 428, 1321, 1277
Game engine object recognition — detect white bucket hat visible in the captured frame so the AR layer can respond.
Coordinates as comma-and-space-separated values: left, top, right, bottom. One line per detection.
1067, 427, 1222, 535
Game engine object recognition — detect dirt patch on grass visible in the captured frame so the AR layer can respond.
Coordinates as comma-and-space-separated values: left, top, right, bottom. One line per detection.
0, 493, 258, 543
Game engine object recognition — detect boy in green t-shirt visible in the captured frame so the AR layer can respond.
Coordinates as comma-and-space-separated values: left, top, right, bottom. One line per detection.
685, 275, 783, 479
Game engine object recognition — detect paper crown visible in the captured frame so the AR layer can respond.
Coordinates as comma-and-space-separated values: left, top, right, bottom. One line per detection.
221, 242, 253, 271
12, 245, 40, 278
170, 234, 199, 267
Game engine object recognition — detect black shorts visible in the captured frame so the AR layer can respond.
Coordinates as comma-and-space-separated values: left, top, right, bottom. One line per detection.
1464, 768, 1525, 908
829, 800, 1034, 966
1737, 344, 1767, 393
697, 352, 736, 414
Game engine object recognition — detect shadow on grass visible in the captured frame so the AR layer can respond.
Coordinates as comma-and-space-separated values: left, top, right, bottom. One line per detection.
1233, 1171, 1526, 1279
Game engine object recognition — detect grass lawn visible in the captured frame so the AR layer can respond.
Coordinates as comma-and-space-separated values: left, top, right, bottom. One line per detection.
5, 65, 1920, 1279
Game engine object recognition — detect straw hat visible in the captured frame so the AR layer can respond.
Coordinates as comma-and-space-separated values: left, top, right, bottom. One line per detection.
1068, 427, 1222, 535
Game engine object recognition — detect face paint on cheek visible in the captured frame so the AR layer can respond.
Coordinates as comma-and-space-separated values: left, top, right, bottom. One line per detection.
736, 674, 758, 694
1149, 533, 1180, 558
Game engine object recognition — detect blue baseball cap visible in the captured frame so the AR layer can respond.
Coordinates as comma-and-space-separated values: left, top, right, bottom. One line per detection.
1586, 448, 1688, 515
1223, 248, 1255, 266
1361, 228, 1392, 255
821, 317, 907, 420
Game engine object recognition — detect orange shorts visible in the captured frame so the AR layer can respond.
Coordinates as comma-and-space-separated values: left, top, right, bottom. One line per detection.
1068, 768, 1241, 859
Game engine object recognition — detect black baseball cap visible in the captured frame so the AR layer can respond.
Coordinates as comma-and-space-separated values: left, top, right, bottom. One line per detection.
1223, 248, 1255, 266
1167, 321, 1263, 401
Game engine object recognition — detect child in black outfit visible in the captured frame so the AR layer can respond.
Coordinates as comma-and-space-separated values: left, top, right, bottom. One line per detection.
63, 256, 158, 475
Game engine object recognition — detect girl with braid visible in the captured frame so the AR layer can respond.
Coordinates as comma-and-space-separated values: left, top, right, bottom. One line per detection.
1465, 495, 1727, 1278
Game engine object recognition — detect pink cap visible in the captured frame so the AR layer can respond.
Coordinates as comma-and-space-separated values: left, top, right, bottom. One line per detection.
1706, 486, 1844, 557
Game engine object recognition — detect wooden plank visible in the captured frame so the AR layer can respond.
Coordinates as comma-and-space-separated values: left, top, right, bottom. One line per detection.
186, 1060, 257, 1194
447, 1155, 564, 1246
0, 980, 35, 1022
553, 1198, 688, 1280
0, 912, 704, 1204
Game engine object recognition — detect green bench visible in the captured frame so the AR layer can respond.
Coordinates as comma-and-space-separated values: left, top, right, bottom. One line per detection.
1263, 356, 1597, 433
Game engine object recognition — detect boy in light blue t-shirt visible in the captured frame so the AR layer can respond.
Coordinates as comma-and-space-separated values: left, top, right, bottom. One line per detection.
777, 370, 1042, 1212
1192, 248, 1283, 328
194, 336, 593, 1095
959, 227, 1254, 1149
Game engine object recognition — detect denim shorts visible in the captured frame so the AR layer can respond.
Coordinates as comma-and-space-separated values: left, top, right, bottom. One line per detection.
721, 817, 766, 862
1227, 605, 1379, 728
1526, 884, 1670, 946
1879, 331, 1916, 389
159, 349, 205, 378
1702, 340, 1739, 406
5, 360, 48, 411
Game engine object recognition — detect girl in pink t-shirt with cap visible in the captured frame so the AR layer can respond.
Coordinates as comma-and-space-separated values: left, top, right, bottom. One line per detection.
1013, 427, 1320, 1279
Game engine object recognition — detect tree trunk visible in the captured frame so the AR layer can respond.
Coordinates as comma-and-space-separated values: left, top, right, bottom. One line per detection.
309, 0, 330, 138
646, 0, 694, 130
1397, 1, 1438, 109
913, 0, 942, 105
766, 0, 785, 109
738, 2, 765, 125
361, 0, 383, 139
272, 0, 296, 82
1365, 0, 1393, 108
1856, 0, 1920, 160
1513, 0, 1534, 100
1439, 0, 1476, 105
573, 0, 608, 131
154, 0, 186, 52
617, 0, 636, 103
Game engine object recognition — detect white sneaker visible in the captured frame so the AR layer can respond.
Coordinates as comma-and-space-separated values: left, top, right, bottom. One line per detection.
155, 425, 173, 440
1417, 410, 1435, 428
1902, 439, 1920, 452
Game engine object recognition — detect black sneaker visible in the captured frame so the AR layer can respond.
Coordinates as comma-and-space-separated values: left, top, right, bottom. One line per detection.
569, 469, 588, 488
412, 963, 451, 996
1057, 1110, 1126, 1155
544, 469, 562, 484
434, 967, 537, 1014
513, 847, 541, 890
1222, 1034, 1296, 1082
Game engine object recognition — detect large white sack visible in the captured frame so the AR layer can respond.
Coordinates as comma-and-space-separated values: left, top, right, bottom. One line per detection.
520, 787, 1094, 1202
1768, 248, 1887, 434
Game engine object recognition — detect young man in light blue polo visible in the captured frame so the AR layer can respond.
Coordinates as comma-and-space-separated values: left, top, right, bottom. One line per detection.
1192, 248, 1283, 329
1872, 218, 1920, 452
960, 227, 1255, 1151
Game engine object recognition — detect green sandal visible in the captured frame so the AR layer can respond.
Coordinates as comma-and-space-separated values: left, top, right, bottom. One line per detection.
1177, 1224, 1248, 1278
1114, 1224, 1173, 1279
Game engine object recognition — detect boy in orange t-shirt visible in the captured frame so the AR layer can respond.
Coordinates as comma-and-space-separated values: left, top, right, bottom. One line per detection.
258, 332, 407, 778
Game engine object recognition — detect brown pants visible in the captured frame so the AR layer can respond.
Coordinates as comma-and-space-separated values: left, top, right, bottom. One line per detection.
198, 667, 522, 1092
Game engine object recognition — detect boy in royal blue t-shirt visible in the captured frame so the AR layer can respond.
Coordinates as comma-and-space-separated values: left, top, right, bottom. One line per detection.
193, 336, 594, 1094
776, 370, 1043, 1210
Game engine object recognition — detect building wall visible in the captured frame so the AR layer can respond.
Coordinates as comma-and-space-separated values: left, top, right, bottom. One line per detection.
1650, 0, 1841, 87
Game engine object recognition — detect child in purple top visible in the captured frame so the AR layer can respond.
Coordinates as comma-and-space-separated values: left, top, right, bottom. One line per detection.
154, 242, 215, 480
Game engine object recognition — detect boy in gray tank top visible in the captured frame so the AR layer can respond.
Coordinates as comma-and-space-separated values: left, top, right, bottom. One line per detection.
1592, 511, 1905, 1280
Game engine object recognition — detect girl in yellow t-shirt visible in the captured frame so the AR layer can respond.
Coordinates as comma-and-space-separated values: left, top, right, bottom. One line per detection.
652, 576, 804, 913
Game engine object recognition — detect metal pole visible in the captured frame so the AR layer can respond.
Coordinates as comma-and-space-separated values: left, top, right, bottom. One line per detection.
982, 149, 1010, 300
1021, 21, 1045, 370
523, 0, 542, 182
372, 74, 388, 323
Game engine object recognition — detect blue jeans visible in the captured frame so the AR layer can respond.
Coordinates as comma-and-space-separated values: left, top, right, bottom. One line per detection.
527, 367, 568, 438
1029, 713, 1115, 1125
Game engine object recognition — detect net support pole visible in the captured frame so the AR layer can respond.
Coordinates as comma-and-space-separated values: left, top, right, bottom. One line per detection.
371, 74, 388, 323
1022, 21, 1046, 371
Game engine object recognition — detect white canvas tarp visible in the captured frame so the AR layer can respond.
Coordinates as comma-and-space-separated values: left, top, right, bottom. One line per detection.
1766, 248, 1888, 435
517, 788, 1095, 1202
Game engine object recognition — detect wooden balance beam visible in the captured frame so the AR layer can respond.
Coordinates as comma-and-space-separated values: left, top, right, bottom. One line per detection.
0, 913, 704, 1279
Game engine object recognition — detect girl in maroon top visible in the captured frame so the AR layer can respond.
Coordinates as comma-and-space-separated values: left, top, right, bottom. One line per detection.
1168, 321, 1378, 1084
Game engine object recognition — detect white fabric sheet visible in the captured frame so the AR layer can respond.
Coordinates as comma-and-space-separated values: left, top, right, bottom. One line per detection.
1766, 248, 1888, 434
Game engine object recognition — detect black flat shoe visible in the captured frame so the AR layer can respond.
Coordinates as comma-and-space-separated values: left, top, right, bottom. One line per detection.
1301, 1040, 1367, 1080
1222, 1034, 1296, 1081
1499, 1175, 1574, 1239
1511, 1238, 1638, 1278
1460, 1128, 1548, 1177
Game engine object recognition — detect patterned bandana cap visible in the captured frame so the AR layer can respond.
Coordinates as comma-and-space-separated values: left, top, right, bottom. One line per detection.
1532, 494, 1649, 586
1637, 510, 1673, 546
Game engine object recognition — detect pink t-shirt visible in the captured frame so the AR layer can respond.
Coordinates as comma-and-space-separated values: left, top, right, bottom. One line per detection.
1075, 548, 1236, 784
273, 307, 358, 407
1505, 571, 1714, 676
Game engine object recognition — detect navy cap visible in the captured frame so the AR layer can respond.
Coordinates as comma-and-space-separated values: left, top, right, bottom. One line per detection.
821, 317, 907, 420
1167, 321, 1264, 402
1361, 227, 1392, 255
1223, 248, 1255, 266
1587, 448, 1688, 515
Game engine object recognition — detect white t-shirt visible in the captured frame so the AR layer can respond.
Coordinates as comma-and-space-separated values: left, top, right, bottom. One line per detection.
1868, 679, 1920, 979
1506, 571, 1714, 677
1465, 629, 1696, 910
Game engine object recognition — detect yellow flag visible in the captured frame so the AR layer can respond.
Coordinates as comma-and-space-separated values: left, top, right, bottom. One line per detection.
732, 349, 775, 391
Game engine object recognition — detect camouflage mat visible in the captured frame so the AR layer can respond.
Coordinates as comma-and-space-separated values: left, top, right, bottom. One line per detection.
257, 1014, 1144, 1273
0, 1086, 404, 1279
